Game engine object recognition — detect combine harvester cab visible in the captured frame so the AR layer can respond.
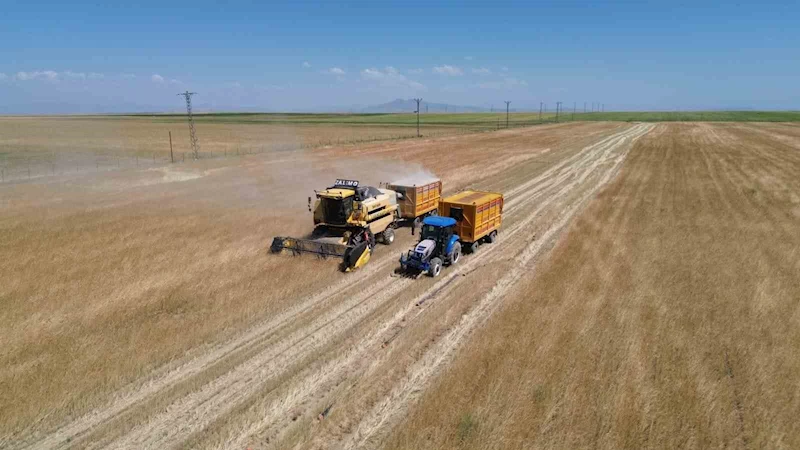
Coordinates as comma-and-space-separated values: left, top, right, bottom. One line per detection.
271, 179, 399, 272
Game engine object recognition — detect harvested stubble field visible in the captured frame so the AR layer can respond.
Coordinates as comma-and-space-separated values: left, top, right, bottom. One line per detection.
0, 116, 465, 180
385, 122, 800, 449
1, 119, 798, 449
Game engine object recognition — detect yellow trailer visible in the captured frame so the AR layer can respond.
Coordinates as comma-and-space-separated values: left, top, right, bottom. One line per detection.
386, 177, 442, 220
438, 190, 503, 253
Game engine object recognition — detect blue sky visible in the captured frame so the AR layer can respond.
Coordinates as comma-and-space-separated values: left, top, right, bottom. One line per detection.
1, 0, 798, 113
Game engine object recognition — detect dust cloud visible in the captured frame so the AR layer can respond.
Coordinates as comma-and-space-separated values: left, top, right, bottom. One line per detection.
259, 134, 439, 212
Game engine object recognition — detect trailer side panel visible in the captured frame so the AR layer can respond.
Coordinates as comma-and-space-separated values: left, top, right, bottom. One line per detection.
439, 190, 503, 243
388, 179, 442, 219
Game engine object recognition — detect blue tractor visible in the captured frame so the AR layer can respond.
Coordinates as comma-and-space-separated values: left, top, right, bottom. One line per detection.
399, 216, 462, 277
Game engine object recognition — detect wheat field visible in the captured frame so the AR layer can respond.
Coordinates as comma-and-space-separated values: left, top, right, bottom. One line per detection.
384, 122, 800, 449
1, 119, 624, 445
2, 119, 798, 449
0, 116, 468, 181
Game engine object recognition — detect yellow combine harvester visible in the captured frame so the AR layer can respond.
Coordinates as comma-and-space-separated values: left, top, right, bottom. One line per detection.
271, 179, 400, 271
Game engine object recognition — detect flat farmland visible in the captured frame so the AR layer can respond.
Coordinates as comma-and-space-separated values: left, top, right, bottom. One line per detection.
385, 122, 800, 449
2, 120, 798, 449
1, 120, 630, 448
0, 116, 466, 180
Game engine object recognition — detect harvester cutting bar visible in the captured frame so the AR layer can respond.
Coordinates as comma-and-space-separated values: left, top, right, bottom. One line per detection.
270, 236, 347, 258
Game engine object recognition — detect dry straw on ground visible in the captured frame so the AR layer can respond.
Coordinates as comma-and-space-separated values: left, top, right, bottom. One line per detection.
384, 122, 800, 449
0, 119, 618, 446
5, 120, 797, 450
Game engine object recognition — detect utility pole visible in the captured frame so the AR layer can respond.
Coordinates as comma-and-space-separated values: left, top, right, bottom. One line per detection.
539, 102, 543, 121
413, 98, 422, 137
555, 102, 562, 122
572, 102, 576, 121
177, 91, 200, 159
504, 101, 511, 128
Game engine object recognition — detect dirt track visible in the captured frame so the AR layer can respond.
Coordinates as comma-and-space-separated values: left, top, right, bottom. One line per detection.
3, 122, 658, 449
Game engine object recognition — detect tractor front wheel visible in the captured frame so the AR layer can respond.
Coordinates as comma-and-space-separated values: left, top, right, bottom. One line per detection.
448, 242, 461, 265
428, 257, 443, 277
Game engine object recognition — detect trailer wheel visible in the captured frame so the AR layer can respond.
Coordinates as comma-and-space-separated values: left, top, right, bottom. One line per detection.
448, 242, 461, 265
468, 241, 480, 254
486, 230, 498, 244
381, 228, 395, 245
428, 209, 438, 217
428, 257, 442, 277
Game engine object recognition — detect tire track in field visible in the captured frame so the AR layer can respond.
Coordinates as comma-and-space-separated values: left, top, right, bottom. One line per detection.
247, 123, 653, 448
101, 125, 646, 449
503, 126, 642, 216
503, 124, 629, 201
17, 125, 573, 450
17, 127, 470, 450
223, 159, 593, 448
19, 124, 638, 450
17, 245, 405, 450
343, 123, 654, 449
219, 124, 652, 448
100, 127, 609, 448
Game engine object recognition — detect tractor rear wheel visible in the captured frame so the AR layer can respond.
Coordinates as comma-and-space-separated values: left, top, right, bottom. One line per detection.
428, 257, 443, 277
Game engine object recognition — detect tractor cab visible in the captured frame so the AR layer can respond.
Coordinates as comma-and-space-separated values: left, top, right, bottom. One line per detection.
419, 216, 456, 251
400, 216, 462, 277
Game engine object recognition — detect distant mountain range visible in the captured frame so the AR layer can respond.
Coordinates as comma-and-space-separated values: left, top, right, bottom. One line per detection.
358, 99, 492, 114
